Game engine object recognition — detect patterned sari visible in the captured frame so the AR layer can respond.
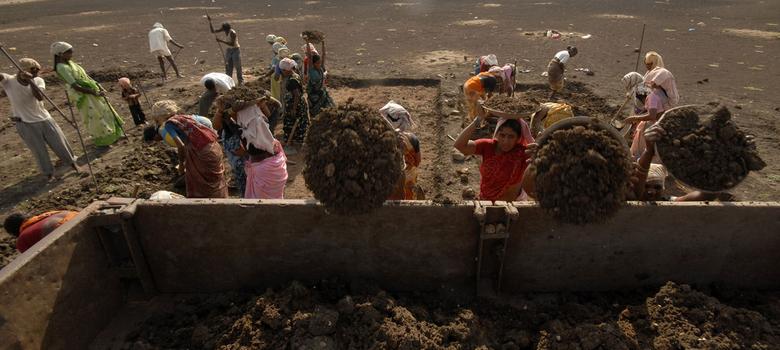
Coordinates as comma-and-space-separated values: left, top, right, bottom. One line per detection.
56, 61, 124, 146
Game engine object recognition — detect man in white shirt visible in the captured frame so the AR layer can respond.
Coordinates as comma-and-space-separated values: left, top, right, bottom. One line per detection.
0, 58, 78, 180
149, 22, 185, 83
546, 46, 578, 98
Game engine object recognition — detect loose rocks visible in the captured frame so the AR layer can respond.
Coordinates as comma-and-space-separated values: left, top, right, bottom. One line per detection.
656, 105, 765, 191
303, 101, 403, 214
534, 120, 632, 224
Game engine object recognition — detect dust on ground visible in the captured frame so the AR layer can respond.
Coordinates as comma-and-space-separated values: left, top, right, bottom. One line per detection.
113, 281, 780, 349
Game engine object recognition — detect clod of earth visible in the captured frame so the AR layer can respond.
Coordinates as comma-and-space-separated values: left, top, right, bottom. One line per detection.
534, 120, 632, 225
656, 105, 766, 191
303, 101, 402, 214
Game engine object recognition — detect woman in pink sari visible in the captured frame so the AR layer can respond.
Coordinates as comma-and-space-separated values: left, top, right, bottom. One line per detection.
623, 51, 679, 160
228, 95, 288, 199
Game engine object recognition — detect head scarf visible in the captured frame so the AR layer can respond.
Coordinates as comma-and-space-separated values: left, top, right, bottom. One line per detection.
622, 72, 645, 98
117, 77, 132, 89
647, 163, 668, 188
379, 101, 414, 132
151, 100, 180, 119
644, 51, 664, 70
277, 47, 291, 59
272, 42, 284, 54
19, 58, 41, 72
644, 67, 679, 106
50, 41, 72, 56
153, 22, 164, 29
493, 118, 534, 146
291, 53, 303, 67
482, 54, 498, 67
274, 36, 287, 45
279, 58, 296, 71
266, 34, 278, 44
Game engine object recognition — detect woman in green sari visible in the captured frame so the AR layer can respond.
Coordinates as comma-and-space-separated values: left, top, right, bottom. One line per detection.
51, 42, 124, 147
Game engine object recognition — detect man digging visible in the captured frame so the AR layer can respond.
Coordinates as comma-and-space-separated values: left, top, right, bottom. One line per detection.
148, 22, 185, 84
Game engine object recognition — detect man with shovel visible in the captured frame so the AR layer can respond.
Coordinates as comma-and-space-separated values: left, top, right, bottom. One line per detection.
0, 58, 79, 181
149, 22, 185, 84
208, 16, 243, 85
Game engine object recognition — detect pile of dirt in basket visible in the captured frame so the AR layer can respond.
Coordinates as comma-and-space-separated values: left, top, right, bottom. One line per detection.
533, 120, 632, 224
221, 85, 266, 106
482, 95, 537, 116
656, 105, 766, 191
303, 100, 402, 214
123, 280, 780, 349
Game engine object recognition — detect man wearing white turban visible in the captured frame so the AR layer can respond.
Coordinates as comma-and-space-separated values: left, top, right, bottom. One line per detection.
149, 22, 185, 83
1, 58, 79, 180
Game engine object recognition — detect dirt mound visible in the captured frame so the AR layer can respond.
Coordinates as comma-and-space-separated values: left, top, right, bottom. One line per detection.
534, 119, 632, 224
18, 142, 179, 214
86, 67, 159, 83
303, 101, 402, 214
124, 280, 780, 349
656, 105, 766, 191
482, 95, 537, 116
514, 82, 618, 120
645, 282, 779, 349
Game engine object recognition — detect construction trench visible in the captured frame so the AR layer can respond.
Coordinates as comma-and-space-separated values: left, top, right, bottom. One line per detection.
1, 79, 779, 349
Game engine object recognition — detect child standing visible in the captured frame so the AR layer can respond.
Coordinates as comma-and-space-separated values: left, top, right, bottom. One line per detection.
118, 77, 147, 126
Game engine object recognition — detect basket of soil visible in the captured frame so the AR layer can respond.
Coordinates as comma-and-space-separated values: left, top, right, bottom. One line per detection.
220, 85, 266, 107
303, 100, 403, 214
481, 95, 536, 119
655, 104, 765, 192
533, 117, 632, 225
301, 30, 325, 44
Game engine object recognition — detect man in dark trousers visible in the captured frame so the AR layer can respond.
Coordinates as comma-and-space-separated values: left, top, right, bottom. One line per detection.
208, 15, 243, 85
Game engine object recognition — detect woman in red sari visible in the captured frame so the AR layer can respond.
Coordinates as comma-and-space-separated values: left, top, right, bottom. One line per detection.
454, 106, 536, 201
150, 100, 228, 198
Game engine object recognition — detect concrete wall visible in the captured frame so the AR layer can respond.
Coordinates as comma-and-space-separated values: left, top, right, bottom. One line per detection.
132, 199, 481, 293
0, 202, 125, 350
133, 200, 780, 294
502, 202, 780, 292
